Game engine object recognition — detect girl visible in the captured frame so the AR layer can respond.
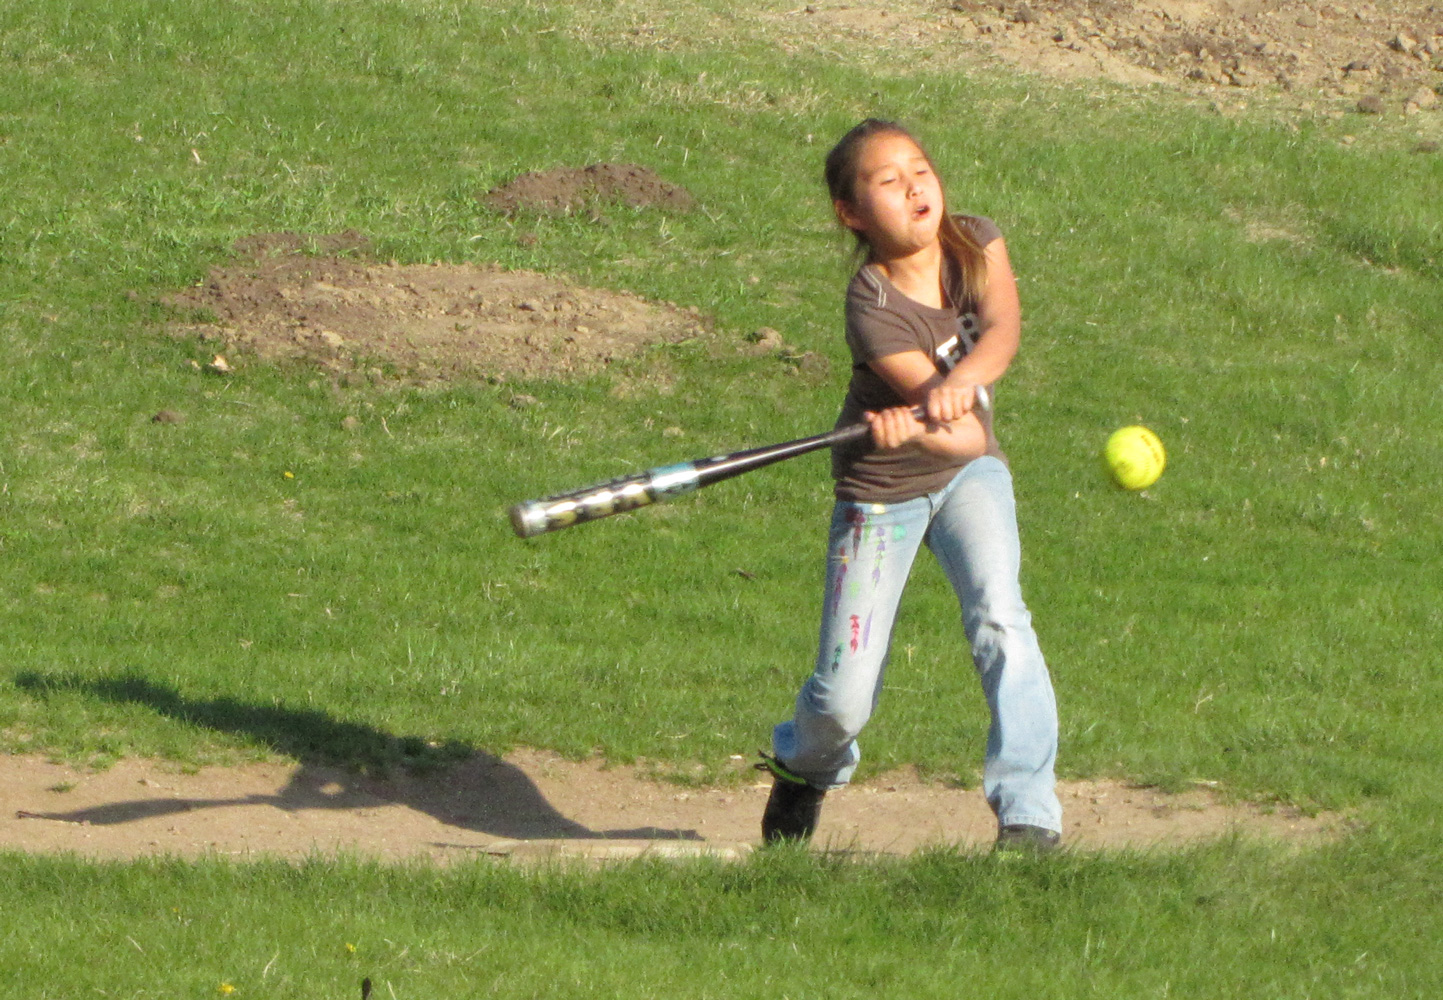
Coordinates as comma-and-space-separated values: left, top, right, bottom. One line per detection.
759, 119, 1062, 850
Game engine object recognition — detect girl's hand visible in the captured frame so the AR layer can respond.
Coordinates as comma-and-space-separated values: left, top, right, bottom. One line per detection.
865, 406, 928, 451
924, 381, 978, 425
866, 404, 988, 459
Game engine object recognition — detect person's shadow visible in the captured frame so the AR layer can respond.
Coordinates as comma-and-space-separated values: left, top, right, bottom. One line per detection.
14, 672, 699, 843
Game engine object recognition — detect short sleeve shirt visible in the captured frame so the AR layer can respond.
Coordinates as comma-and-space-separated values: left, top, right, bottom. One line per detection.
831, 215, 1007, 503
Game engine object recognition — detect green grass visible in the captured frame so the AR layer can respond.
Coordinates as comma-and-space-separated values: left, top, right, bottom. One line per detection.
2, 0, 1442, 994
4, 838, 1442, 998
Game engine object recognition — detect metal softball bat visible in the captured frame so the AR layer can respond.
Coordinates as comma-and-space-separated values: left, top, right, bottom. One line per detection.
509, 384, 991, 538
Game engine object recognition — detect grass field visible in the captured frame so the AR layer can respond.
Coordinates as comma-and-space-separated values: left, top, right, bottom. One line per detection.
3, 0, 1442, 996
5, 843, 1440, 998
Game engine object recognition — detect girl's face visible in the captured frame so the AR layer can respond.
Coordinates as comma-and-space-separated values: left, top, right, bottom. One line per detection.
834, 132, 945, 259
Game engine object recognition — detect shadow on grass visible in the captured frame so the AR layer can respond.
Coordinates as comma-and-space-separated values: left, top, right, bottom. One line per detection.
14, 671, 700, 843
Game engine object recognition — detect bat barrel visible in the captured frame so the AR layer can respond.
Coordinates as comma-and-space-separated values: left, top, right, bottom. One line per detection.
509, 462, 700, 538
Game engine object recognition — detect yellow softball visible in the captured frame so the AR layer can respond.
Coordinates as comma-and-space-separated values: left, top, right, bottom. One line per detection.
1104, 425, 1166, 490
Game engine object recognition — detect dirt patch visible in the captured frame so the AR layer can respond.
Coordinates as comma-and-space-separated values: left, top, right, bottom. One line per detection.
933, 0, 1443, 106
162, 230, 708, 384
482, 162, 697, 216
798, 0, 1443, 104
3, 750, 1345, 863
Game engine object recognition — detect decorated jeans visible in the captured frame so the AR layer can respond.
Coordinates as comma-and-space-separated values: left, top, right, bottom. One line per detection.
771, 456, 1062, 834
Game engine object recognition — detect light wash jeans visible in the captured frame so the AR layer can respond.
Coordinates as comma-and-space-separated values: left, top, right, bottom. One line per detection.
772, 456, 1062, 833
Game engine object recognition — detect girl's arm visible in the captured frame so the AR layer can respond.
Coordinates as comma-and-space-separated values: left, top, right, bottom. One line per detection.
926, 236, 1021, 422
864, 403, 985, 457
862, 351, 985, 457
863, 238, 1020, 456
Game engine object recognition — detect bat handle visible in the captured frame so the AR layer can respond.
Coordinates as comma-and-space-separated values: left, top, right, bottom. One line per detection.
914, 383, 992, 415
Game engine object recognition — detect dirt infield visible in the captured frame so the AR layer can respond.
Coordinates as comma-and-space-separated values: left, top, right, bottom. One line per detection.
3, 750, 1345, 863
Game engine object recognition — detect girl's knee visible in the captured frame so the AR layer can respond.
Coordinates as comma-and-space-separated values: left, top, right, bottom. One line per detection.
965, 586, 1032, 633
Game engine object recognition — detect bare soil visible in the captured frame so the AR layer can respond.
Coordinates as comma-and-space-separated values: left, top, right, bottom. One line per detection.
778, 0, 1443, 110
482, 162, 697, 216
162, 227, 709, 386
4, 750, 1344, 863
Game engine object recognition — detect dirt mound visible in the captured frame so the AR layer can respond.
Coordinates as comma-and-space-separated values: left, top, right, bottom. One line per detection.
2, 750, 1346, 863
483, 163, 697, 216
163, 231, 709, 383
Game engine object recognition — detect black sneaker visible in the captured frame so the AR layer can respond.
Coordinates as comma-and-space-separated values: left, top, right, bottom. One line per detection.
995, 824, 1061, 852
756, 752, 826, 844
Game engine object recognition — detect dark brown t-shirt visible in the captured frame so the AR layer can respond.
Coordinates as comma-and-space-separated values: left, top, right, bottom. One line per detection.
831, 215, 1007, 503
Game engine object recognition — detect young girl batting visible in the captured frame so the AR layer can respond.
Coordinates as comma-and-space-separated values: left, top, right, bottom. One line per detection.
759, 118, 1062, 851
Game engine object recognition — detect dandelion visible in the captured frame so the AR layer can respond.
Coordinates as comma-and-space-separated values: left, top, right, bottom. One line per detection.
283, 471, 295, 479
217, 983, 236, 995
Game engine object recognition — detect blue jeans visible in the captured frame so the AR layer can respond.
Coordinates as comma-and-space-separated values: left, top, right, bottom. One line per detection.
772, 457, 1061, 833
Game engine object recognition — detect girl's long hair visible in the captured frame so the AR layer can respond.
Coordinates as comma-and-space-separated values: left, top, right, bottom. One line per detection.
823, 118, 988, 308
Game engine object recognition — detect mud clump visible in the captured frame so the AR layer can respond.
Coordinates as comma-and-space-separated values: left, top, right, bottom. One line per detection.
483, 163, 697, 216
162, 231, 709, 384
